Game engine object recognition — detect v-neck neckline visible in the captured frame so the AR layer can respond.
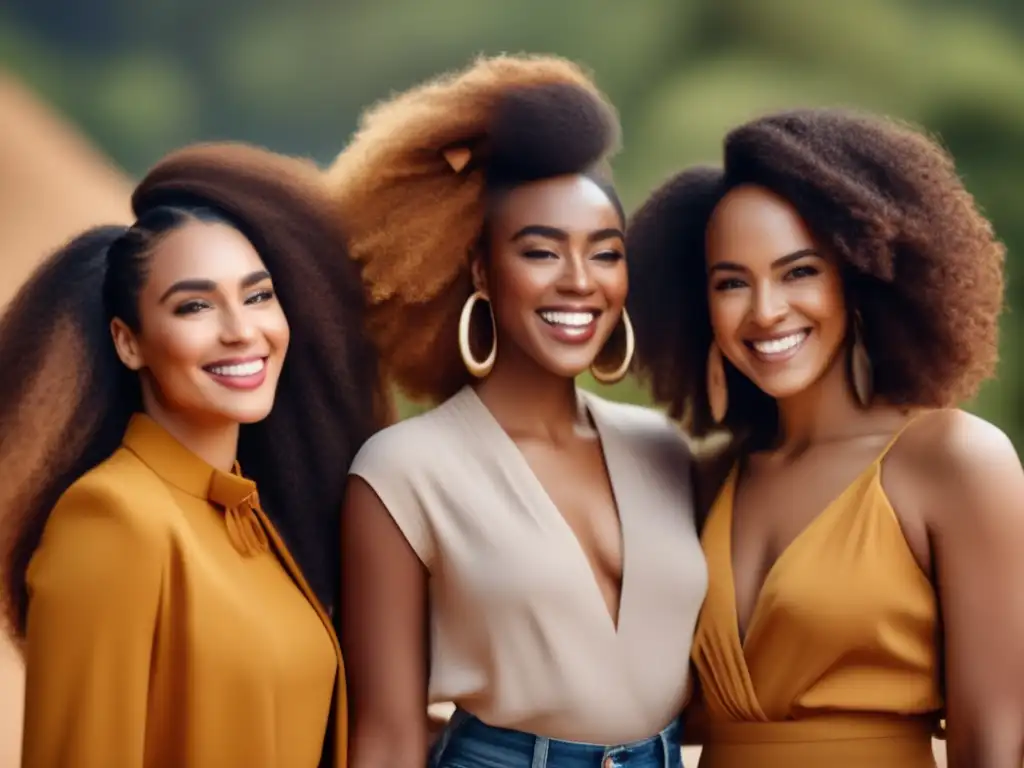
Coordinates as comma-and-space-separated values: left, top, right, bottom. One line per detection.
725, 458, 878, 651
459, 386, 630, 635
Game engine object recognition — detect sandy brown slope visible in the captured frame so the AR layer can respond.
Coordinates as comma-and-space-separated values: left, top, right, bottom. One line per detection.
0, 69, 131, 767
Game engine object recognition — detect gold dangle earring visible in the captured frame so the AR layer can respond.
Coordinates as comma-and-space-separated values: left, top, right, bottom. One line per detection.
458, 290, 497, 378
850, 311, 873, 407
590, 309, 635, 384
707, 341, 728, 424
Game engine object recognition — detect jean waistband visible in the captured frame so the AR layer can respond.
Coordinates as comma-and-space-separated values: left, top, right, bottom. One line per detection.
432, 708, 681, 768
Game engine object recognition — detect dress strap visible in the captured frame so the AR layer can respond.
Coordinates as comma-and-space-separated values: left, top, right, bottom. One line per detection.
876, 410, 931, 462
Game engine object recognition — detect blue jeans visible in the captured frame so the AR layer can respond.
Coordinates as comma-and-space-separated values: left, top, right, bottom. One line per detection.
430, 709, 683, 768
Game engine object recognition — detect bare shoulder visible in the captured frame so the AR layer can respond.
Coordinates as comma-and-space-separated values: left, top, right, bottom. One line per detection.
897, 408, 1022, 525
901, 408, 1018, 475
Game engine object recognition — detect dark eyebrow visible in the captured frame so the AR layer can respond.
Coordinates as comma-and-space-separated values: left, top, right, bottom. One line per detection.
708, 248, 819, 274
159, 279, 216, 303
588, 227, 625, 244
511, 225, 568, 243
158, 270, 272, 303
510, 225, 625, 244
772, 248, 819, 268
241, 269, 272, 288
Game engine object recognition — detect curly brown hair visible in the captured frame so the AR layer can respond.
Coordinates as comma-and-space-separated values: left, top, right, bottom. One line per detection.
627, 108, 1006, 441
324, 53, 621, 403
0, 142, 384, 637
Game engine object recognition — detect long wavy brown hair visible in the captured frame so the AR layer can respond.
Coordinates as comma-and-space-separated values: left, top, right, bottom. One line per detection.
0, 142, 386, 638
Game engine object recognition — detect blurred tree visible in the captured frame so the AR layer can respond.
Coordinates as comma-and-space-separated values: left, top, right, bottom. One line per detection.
1, 0, 1021, 445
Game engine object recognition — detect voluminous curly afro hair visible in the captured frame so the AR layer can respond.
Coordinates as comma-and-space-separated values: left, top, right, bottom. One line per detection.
1, 142, 384, 637
627, 108, 1006, 441
324, 53, 621, 403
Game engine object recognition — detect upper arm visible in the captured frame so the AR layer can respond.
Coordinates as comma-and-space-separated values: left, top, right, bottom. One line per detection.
340, 473, 430, 768
923, 411, 1024, 767
22, 479, 167, 768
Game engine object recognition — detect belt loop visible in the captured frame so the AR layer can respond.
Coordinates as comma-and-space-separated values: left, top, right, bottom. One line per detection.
660, 718, 679, 767
531, 734, 550, 768
429, 708, 472, 768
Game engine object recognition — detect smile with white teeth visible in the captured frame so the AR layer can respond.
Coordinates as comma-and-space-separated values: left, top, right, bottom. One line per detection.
205, 359, 265, 377
749, 330, 808, 357
538, 310, 597, 328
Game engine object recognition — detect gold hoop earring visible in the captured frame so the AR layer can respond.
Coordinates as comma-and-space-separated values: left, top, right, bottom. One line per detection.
458, 291, 497, 378
591, 309, 635, 384
850, 311, 873, 407
707, 342, 728, 424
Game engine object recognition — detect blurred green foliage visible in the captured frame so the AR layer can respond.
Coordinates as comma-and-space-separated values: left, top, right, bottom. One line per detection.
2, 0, 1021, 445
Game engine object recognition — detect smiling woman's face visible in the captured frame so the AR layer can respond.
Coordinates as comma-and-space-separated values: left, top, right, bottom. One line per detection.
111, 219, 290, 426
479, 173, 627, 379
705, 183, 849, 401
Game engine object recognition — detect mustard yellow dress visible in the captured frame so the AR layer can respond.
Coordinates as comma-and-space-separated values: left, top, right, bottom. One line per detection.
22, 414, 347, 768
691, 433, 943, 767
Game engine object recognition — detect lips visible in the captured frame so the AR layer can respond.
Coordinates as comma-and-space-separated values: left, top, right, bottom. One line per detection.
537, 308, 601, 344
202, 356, 269, 391
744, 330, 810, 363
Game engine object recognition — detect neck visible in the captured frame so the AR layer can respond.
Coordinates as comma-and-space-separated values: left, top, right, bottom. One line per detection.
141, 386, 240, 472
772, 346, 866, 453
472, 344, 582, 445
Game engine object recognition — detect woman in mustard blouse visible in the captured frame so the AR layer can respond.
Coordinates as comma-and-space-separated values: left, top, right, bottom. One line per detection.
0, 143, 383, 767
626, 109, 1024, 767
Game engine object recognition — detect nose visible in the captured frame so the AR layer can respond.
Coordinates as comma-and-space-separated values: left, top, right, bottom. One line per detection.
220, 306, 257, 344
750, 281, 788, 327
556, 252, 596, 295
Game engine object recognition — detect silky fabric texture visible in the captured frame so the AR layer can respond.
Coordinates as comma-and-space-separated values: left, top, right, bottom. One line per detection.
22, 414, 344, 768
349, 386, 707, 744
431, 709, 684, 768
690, 424, 942, 767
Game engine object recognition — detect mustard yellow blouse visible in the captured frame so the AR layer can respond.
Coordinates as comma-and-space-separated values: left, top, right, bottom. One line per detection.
22, 414, 346, 768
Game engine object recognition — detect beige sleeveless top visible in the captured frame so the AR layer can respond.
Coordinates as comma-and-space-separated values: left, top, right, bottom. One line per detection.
349, 386, 707, 744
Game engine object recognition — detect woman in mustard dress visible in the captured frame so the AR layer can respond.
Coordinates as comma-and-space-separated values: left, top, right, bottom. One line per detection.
0, 143, 383, 767
626, 108, 1024, 767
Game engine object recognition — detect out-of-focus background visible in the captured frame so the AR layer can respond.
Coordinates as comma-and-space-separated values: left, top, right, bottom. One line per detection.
2, 0, 1022, 764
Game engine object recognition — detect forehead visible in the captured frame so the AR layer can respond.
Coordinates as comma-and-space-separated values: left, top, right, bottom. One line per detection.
490, 174, 620, 235
706, 184, 816, 265
145, 220, 266, 288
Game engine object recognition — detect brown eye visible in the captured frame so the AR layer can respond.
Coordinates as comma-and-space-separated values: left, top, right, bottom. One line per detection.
174, 299, 211, 316
786, 265, 819, 280
246, 289, 275, 305
713, 277, 746, 292
522, 249, 557, 260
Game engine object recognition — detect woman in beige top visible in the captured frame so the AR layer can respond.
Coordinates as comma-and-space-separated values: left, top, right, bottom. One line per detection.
328, 55, 708, 768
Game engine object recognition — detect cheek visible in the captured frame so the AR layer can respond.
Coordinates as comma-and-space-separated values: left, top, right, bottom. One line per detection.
707, 293, 745, 339
262, 306, 291, 355
139, 320, 218, 372
490, 264, 547, 321
795, 277, 846, 327
599, 263, 628, 308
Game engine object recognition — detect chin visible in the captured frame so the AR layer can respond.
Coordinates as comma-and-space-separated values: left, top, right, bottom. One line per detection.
748, 371, 823, 401
205, 398, 276, 426
536, 352, 598, 380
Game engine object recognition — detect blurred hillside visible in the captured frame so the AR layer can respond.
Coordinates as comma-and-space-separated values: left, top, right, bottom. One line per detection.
2, 0, 1022, 447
